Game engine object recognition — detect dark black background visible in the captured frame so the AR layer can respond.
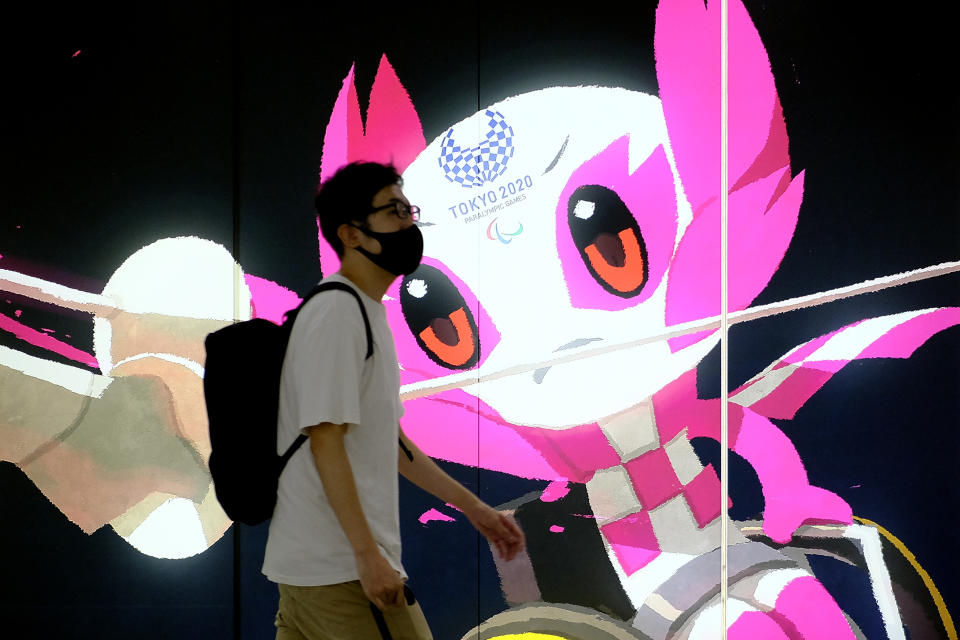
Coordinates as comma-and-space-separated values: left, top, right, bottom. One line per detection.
1, 1, 957, 638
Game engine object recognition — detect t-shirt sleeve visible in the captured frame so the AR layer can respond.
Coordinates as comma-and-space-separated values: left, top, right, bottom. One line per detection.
287, 293, 366, 432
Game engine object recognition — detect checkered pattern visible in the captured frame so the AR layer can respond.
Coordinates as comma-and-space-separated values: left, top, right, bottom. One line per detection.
624, 448, 684, 509
622, 447, 723, 528
587, 440, 726, 575
438, 109, 515, 188
600, 511, 659, 576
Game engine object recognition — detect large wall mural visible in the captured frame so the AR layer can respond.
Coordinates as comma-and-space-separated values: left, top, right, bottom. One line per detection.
2, 237, 244, 558
1, 0, 957, 638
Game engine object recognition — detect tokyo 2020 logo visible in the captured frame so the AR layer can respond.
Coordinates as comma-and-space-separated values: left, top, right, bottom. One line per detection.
438, 109, 515, 188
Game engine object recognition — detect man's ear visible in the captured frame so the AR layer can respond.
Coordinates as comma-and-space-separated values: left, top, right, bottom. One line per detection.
337, 223, 362, 250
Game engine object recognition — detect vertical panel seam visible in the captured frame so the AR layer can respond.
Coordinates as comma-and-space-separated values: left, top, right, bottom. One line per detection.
720, 0, 730, 638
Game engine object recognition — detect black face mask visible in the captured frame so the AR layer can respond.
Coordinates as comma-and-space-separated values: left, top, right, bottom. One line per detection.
352, 223, 424, 276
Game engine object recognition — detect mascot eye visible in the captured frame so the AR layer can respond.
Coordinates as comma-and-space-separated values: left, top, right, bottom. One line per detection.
568, 185, 648, 297
401, 265, 480, 370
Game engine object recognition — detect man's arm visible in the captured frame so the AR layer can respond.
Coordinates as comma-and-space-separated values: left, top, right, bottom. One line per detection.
308, 422, 405, 610
397, 426, 525, 562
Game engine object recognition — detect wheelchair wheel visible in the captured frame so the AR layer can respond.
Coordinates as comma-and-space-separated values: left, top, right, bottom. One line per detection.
460, 603, 651, 640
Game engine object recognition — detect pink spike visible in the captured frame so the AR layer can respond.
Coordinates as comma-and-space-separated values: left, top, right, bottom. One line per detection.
728, 0, 782, 185
320, 56, 425, 181
666, 169, 803, 351
320, 65, 363, 178
731, 98, 790, 194
655, 0, 719, 216
655, 0, 787, 215
345, 76, 365, 163
317, 57, 426, 265
658, 0, 802, 351
727, 170, 803, 306
320, 64, 359, 183
364, 55, 427, 173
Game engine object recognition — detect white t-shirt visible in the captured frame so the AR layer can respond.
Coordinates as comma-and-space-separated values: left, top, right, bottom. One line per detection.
262, 273, 406, 586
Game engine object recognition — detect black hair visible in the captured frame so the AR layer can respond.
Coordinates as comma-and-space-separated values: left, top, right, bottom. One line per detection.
314, 162, 403, 256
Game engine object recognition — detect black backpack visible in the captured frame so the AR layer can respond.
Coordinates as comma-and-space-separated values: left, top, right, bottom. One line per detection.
203, 281, 372, 525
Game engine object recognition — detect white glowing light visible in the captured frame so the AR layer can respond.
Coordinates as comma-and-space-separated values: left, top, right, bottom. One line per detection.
406, 279, 428, 299
574, 200, 596, 220
92, 236, 249, 375
122, 498, 208, 559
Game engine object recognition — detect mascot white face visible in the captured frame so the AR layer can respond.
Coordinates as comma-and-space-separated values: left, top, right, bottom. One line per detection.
398, 87, 716, 429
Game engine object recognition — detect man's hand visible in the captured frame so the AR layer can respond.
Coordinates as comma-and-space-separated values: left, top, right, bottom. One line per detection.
355, 548, 406, 611
464, 503, 526, 562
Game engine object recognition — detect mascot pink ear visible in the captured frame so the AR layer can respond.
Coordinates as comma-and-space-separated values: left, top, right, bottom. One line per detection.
654, 0, 788, 215
319, 64, 364, 184
657, 0, 802, 348
364, 55, 427, 174
317, 55, 427, 273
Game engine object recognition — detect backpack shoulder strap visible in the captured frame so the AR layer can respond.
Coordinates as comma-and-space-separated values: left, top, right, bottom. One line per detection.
298, 281, 374, 360
277, 281, 375, 465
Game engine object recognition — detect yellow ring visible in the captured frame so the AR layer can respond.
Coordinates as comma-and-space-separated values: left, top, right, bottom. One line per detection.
483, 635, 569, 640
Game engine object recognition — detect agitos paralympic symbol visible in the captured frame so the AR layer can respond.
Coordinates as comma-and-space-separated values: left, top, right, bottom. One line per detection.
487, 217, 524, 244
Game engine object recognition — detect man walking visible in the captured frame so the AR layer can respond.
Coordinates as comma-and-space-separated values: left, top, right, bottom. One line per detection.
263, 162, 525, 639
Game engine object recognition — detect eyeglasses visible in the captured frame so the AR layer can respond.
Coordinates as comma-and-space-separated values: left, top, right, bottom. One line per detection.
369, 201, 420, 222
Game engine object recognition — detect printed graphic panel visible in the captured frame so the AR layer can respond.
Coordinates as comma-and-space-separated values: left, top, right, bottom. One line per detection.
0, 2, 957, 640
0, 4, 237, 636
723, 3, 960, 640
464, 3, 725, 637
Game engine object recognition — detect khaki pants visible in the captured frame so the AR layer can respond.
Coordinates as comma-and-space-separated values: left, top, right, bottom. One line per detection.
275, 581, 433, 640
